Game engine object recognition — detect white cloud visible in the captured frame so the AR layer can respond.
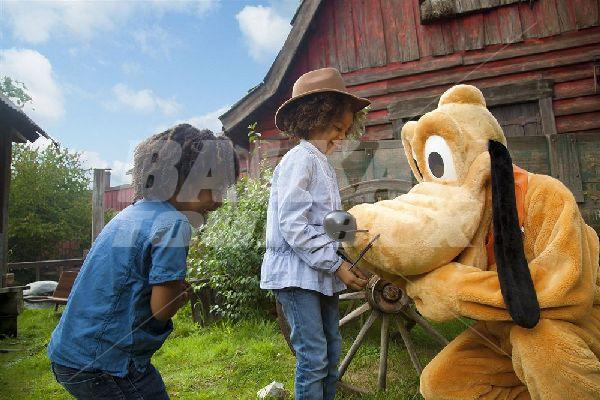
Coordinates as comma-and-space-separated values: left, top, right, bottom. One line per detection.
79, 151, 133, 186
236, 5, 291, 61
3, 0, 220, 44
133, 26, 176, 59
0, 48, 65, 123
177, 105, 230, 134
110, 83, 182, 116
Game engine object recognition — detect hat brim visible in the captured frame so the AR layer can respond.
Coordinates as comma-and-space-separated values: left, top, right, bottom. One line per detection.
275, 89, 370, 132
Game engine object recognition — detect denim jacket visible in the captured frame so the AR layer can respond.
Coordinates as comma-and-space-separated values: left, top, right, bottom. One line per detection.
260, 140, 346, 296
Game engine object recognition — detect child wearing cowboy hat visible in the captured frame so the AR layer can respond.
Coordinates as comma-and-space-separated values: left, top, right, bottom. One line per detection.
260, 67, 370, 400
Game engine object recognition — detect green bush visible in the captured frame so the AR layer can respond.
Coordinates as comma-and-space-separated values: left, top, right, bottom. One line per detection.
188, 170, 273, 320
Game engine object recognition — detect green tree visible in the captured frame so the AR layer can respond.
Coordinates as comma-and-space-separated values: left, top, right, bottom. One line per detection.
188, 169, 273, 320
0, 76, 32, 108
8, 145, 91, 262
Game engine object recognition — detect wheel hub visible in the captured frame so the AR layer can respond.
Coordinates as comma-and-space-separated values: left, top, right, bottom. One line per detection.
365, 276, 404, 314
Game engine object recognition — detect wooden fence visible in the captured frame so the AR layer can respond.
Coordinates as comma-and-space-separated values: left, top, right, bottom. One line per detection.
7, 258, 83, 283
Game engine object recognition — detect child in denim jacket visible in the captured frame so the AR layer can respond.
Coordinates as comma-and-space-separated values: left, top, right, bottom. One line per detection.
261, 68, 370, 400
48, 124, 238, 399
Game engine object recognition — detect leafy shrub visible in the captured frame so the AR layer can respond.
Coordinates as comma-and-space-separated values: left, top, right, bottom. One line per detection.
188, 170, 273, 320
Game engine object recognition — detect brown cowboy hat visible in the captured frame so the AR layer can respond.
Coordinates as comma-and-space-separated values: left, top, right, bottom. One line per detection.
275, 67, 370, 131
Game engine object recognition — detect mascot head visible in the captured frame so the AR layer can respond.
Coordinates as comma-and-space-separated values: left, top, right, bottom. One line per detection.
344, 85, 540, 328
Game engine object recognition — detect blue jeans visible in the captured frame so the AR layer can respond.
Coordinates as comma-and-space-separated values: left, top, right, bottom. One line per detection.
275, 288, 341, 400
51, 362, 169, 400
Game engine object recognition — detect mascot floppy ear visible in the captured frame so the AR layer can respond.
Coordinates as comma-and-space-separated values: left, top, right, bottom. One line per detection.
489, 140, 540, 329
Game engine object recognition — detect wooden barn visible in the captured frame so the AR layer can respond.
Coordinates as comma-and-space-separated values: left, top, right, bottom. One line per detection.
221, 0, 600, 233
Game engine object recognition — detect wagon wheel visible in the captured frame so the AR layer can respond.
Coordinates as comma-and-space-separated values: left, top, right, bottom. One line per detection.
276, 275, 449, 393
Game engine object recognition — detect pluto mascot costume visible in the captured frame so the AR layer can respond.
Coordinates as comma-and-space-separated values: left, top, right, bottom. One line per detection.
344, 85, 600, 400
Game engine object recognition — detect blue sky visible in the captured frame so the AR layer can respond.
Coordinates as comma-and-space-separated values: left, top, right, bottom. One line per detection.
0, 0, 298, 184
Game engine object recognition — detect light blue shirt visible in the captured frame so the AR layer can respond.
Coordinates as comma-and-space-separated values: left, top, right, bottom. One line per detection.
48, 200, 191, 377
260, 140, 346, 296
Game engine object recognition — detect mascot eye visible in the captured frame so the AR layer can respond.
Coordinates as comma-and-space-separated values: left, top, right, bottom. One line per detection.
424, 135, 457, 180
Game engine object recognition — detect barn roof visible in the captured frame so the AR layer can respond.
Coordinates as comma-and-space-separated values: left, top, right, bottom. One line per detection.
0, 92, 51, 143
219, 0, 323, 145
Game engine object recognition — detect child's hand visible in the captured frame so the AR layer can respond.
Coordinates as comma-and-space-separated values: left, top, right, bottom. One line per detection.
335, 261, 368, 291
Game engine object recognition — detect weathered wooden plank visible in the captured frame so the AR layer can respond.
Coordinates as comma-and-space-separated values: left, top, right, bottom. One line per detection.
324, 0, 338, 68
497, 3, 524, 43
556, 0, 577, 32
547, 133, 585, 202
380, 0, 402, 63
0, 132, 11, 282
464, 27, 600, 65
573, 0, 599, 29
553, 96, 600, 116
345, 54, 463, 86
575, 130, 600, 183
385, 46, 600, 95
480, 0, 501, 7
352, 0, 371, 69
539, 97, 558, 135
92, 169, 106, 242
388, 79, 553, 119
554, 78, 597, 99
364, 0, 387, 67
307, 23, 323, 69
399, 0, 420, 62
556, 111, 600, 133
415, 0, 451, 56
335, 0, 357, 72
506, 136, 551, 175
345, 29, 599, 90
364, 124, 394, 141
420, 0, 526, 23
484, 8, 503, 45
450, 12, 485, 51
545, 65, 593, 83
518, 1, 541, 39
534, 0, 562, 36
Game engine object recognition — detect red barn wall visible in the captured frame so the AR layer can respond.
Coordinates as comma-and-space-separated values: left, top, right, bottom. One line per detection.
103, 185, 134, 212
253, 0, 600, 150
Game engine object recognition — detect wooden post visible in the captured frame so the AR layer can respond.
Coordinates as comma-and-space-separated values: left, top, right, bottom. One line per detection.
0, 132, 12, 287
92, 169, 107, 242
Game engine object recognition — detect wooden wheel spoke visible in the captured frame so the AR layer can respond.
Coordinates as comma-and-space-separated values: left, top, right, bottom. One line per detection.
378, 314, 390, 390
405, 307, 449, 346
339, 291, 366, 301
395, 318, 423, 374
339, 302, 370, 327
338, 311, 379, 379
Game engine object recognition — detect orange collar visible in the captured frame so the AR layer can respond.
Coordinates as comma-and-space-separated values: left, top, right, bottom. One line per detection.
486, 165, 528, 267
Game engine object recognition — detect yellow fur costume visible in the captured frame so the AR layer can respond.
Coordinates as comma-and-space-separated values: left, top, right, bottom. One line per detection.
343, 85, 600, 400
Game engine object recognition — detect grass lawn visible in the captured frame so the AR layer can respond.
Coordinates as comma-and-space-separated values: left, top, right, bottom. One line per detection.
0, 307, 467, 399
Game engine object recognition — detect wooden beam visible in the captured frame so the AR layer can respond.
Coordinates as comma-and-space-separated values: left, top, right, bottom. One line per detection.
553, 96, 600, 116
464, 27, 600, 65
0, 132, 12, 286
420, 0, 528, 24
547, 134, 585, 202
92, 169, 107, 242
382, 47, 600, 97
345, 55, 463, 86
539, 96, 558, 136
388, 79, 554, 120
556, 111, 600, 133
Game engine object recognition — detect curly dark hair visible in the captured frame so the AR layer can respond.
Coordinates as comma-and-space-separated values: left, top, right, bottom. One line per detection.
132, 124, 239, 201
278, 92, 364, 139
